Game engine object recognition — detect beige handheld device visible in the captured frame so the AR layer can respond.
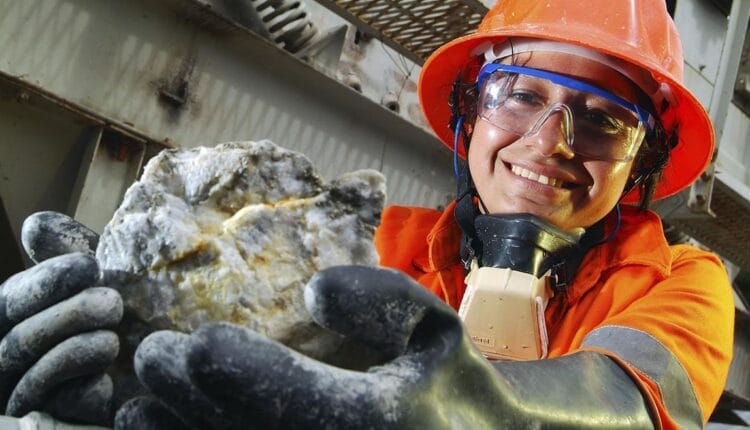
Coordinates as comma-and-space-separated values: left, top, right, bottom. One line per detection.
458, 259, 553, 361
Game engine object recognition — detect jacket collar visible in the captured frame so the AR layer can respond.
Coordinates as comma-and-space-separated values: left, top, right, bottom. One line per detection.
566, 206, 672, 302
422, 200, 462, 272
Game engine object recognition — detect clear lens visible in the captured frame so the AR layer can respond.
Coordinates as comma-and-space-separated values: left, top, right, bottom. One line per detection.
478, 69, 646, 161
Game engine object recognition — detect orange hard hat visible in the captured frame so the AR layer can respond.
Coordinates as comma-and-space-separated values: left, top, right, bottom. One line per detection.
418, 0, 714, 203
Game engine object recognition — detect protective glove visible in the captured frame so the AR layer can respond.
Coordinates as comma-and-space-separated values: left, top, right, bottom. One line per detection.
116, 266, 654, 429
0, 212, 122, 425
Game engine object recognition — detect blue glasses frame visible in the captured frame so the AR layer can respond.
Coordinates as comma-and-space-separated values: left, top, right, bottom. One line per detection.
477, 63, 655, 133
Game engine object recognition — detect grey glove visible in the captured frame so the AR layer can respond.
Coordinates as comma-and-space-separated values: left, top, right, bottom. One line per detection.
0, 212, 122, 425
115, 266, 653, 429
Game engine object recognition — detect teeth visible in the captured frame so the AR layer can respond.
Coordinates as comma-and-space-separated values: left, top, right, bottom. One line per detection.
510, 165, 563, 188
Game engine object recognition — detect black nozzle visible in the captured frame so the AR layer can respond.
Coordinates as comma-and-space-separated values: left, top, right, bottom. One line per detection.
474, 214, 584, 277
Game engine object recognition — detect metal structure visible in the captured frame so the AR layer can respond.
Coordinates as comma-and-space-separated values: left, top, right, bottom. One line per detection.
736, 16, 750, 117
313, 0, 487, 64
648, 0, 750, 283
1, 0, 750, 427
0, 0, 454, 235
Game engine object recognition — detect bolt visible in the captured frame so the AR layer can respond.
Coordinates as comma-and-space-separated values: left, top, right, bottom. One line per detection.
700, 171, 713, 182
342, 73, 362, 93
381, 92, 400, 113
16, 92, 29, 103
694, 194, 706, 206
159, 82, 188, 107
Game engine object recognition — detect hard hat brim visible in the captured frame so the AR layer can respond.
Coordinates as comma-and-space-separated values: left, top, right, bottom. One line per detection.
418, 29, 714, 203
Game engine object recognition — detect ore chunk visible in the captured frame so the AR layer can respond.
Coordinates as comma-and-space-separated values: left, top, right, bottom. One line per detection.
97, 140, 386, 361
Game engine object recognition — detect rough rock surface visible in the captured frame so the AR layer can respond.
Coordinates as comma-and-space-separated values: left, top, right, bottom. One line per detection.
96, 140, 385, 361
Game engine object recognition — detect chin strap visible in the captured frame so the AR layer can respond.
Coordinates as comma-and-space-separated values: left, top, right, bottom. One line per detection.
453, 116, 464, 179
547, 219, 604, 292
452, 116, 483, 269
455, 172, 481, 269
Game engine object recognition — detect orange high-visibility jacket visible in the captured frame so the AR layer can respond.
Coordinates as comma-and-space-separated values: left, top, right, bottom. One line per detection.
375, 201, 734, 429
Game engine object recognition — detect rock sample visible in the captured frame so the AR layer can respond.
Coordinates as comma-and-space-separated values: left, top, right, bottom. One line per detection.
96, 140, 385, 361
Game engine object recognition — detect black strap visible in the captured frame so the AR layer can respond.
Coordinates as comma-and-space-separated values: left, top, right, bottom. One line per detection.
454, 169, 480, 270
548, 219, 604, 293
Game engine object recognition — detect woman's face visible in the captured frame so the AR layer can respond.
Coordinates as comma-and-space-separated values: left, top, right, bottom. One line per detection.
467, 52, 641, 231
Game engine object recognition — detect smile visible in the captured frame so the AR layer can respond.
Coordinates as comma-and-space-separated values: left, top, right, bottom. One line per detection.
510, 165, 564, 188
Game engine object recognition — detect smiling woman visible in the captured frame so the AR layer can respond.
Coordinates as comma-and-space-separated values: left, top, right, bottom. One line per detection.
374, 0, 734, 428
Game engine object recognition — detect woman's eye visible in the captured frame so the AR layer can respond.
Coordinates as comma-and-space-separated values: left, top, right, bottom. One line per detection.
508, 91, 539, 105
582, 110, 621, 132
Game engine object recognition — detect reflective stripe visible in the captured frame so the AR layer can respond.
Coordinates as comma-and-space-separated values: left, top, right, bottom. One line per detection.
582, 325, 703, 429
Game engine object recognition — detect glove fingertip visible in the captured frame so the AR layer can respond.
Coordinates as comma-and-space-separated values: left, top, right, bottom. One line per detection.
133, 329, 233, 429
133, 331, 190, 385
304, 266, 453, 359
187, 323, 287, 390
303, 266, 370, 326
44, 373, 113, 426
5, 331, 120, 418
308, 266, 430, 302
21, 212, 98, 263
4, 253, 101, 323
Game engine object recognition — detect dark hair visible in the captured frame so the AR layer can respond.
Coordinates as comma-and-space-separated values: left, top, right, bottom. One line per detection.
448, 67, 675, 211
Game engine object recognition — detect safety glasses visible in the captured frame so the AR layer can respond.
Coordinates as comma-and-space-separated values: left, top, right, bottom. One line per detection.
476, 64, 654, 162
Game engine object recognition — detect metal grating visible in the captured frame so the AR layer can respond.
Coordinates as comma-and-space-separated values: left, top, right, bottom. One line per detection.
666, 179, 750, 271
313, 0, 489, 64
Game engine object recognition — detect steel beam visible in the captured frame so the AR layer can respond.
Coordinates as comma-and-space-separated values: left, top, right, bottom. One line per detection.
687, 0, 750, 214
0, 0, 455, 220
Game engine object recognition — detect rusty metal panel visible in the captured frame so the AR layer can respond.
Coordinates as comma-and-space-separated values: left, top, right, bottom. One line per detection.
0, 80, 92, 267
313, 0, 488, 64
69, 128, 147, 234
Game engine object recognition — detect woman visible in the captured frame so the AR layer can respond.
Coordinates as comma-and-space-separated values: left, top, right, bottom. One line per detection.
375, 0, 734, 428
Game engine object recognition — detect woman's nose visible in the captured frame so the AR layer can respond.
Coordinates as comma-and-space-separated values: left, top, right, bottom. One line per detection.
528, 108, 576, 159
